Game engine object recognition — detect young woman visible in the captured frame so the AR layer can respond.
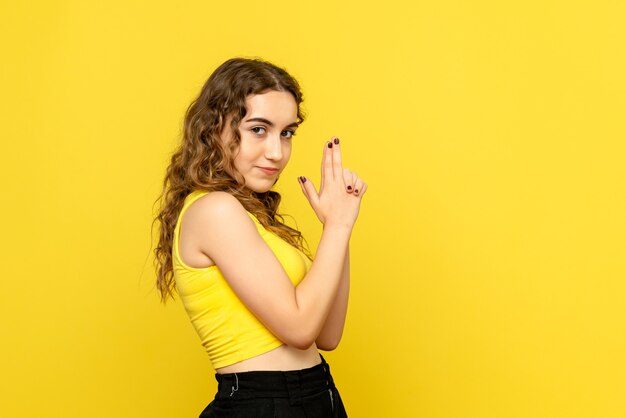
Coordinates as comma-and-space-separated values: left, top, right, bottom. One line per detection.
153, 57, 367, 417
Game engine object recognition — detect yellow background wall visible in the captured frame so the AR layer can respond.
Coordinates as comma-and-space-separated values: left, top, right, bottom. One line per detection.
1, 1, 625, 417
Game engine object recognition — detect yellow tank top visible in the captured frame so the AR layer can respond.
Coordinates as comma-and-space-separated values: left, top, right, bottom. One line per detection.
172, 190, 312, 369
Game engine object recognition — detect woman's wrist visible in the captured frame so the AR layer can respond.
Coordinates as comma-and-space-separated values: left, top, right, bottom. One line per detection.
322, 220, 354, 235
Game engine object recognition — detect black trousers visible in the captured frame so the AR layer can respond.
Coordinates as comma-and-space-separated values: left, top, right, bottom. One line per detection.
199, 354, 348, 417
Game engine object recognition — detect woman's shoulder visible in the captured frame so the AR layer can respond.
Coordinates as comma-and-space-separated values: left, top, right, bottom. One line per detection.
183, 191, 248, 226
180, 191, 265, 260
182, 191, 266, 240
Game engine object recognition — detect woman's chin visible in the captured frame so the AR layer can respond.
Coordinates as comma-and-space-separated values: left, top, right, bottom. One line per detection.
245, 181, 274, 194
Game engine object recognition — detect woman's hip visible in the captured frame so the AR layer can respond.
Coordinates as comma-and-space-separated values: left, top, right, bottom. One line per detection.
199, 354, 347, 418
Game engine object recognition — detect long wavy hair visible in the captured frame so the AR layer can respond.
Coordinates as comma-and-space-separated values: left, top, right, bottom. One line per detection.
152, 57, 309, 303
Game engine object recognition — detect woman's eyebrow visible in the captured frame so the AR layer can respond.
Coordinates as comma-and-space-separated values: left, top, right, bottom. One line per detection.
244, 117, 299, 128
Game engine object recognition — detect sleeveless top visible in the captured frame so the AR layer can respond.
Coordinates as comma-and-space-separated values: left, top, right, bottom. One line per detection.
172, 190, 312, 369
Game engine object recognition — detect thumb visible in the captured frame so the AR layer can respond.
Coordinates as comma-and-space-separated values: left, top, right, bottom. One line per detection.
298, 176, 320, 209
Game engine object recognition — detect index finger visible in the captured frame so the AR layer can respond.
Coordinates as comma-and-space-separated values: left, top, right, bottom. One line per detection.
321, 140, 333, 190
332, 136, 343, 179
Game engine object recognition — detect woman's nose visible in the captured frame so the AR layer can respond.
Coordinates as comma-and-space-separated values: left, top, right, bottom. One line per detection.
265, 135, 283, 160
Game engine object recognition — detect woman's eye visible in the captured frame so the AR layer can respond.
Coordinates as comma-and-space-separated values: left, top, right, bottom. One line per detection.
282, 130, 296, 139
251, 126, 266, 135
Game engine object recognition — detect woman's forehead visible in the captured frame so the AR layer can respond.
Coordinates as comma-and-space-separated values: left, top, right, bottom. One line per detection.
244, 91, 297, 125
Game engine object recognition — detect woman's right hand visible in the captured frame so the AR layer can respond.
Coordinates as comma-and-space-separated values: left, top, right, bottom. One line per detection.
298, 137, 367, 230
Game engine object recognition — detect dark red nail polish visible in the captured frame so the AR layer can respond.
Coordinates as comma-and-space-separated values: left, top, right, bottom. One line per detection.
299, 176, 306, 183
327, 142, 332, 148
354, 189, 359, 194
334, 137, 340, 145
347, 185, 352, 190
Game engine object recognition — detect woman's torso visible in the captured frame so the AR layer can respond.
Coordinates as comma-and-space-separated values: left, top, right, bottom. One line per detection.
174, 190, 320, 373
215, 344, 321, 374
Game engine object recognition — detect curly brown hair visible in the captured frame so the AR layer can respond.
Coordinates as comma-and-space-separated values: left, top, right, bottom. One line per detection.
152, 57, 310, 303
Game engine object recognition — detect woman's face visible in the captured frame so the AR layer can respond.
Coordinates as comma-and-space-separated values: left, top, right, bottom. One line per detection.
223, 90, 299, 193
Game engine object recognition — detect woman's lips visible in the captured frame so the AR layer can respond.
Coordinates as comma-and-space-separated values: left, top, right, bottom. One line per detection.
257, 166, 279, 175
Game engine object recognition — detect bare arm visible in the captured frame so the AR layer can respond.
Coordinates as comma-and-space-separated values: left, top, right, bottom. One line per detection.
307, 141, 367, 351
315, 244, 350, 351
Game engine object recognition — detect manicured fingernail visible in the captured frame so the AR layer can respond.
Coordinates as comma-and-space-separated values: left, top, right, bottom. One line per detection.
347, 185, 352, 191
327, 142, 332, 148
334, 137, 340, 145
354, 189, 359, 194
299, 176, 306, 183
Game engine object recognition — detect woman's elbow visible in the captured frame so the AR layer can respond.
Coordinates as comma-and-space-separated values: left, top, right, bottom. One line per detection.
315, 336, 341, 351
281, 329, 318, 350
286, 336, 339, 351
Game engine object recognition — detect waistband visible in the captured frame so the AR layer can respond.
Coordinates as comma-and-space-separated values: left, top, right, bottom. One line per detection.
213, 354, 336, 403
